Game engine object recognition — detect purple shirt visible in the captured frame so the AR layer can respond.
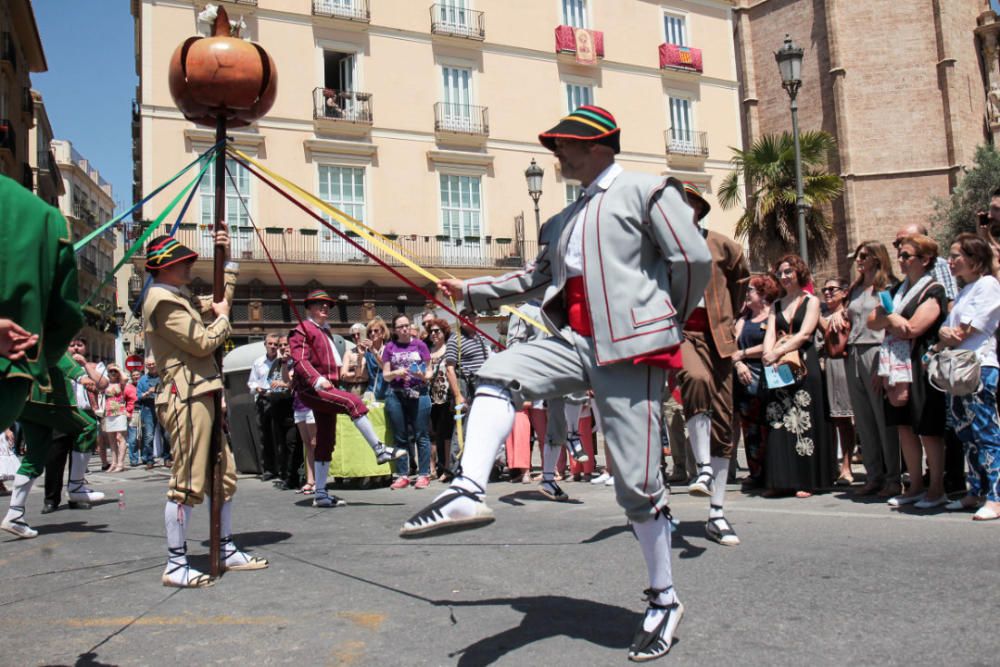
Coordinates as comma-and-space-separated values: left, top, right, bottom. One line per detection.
382, 339, 431, 392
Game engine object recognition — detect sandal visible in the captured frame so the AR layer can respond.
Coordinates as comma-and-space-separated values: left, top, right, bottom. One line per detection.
162, 546, 214, 588
705, 509, 740, 546
297, 484, 315, 495
628, 587, 684, 662
400, 478, 495, 537
689, 463, 714, 497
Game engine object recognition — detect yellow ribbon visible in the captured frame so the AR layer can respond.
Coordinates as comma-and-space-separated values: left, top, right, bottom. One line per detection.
226, 147, 549, 335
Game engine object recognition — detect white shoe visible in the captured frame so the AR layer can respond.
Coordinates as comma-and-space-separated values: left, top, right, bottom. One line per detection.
313, 494, 347, 508
887, 492, 925, 508
68, 480, 105, 503
400, 482, 495, 537
375, 444, 406, 465
913, 495, 949, 510
1, 512, 37, 539
162, 547, 213, 588
591, 471, 611, 485
689, 467, 714, 497
222, 538, 269, 571
605, 475, 615, 487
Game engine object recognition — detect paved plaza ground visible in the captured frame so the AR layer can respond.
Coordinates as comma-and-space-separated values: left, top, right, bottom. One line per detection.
2, 459, 997, 666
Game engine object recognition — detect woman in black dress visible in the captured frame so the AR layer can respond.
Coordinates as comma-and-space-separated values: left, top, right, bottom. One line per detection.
867, 234, 948, 509
761, 255, 836, 497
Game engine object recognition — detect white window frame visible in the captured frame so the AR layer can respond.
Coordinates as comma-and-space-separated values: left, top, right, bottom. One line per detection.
564, 79, 594, 114
561, 0, 588, 28
565, 183, 582, 205
437, 55, 477, 132
666, 93, 696, 151
663, 10, 689, 47
438, 172, 485, 266
438, 0, 471, 30
315, 163, 368, 262
197, 152, 254, 259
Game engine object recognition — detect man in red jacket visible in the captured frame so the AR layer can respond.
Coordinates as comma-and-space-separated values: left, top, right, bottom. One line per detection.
288, 290, 404, 507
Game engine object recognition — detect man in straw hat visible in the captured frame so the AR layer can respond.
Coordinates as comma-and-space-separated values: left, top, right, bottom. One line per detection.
401, 105, 712, 662
287, 289, 406, 508
675, 182, 749, 547
142, 230, 267, 588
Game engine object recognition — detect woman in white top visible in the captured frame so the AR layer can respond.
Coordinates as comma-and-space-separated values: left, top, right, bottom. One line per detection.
939, 233, 1000, 521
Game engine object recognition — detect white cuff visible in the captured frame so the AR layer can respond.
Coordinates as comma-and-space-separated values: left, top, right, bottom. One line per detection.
313, 377, 326, 390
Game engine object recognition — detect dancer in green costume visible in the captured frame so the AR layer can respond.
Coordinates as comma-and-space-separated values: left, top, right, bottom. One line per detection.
2, 354, 99, 538
0, 174, 83, 430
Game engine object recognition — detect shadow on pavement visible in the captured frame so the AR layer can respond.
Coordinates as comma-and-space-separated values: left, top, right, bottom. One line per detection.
198, 530, 292, 548
437, 595, 637, 666
671, 522, 708, 559
34, 521, 110, 536
497, 490, 584, 507
578, 524, 630, 543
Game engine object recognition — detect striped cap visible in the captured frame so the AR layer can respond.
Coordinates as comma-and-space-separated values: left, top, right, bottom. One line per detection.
539, 105, 621, 154
303, 289, 336, 306
144, 235, 198, 271
682, 181, 711, 220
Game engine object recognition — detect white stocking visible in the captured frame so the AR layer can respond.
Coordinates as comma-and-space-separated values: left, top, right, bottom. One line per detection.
564, 402, 583, 438
687, 413, 712, 473
710, 456, 729, 517
4, 474, 34, 523
541, 441, 561, 481
314, 461, 330, 498
451, 387, 514, 495
352, 415, 382, 452
632, 514, 677, 630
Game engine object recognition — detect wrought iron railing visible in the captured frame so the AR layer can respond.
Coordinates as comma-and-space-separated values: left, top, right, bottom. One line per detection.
664, 128, 708, 157
312, 0, 370, 22
433, 102, 489, 136
133, 226, 536, 270
430, 4, 485, 40
313, 88, 373, 124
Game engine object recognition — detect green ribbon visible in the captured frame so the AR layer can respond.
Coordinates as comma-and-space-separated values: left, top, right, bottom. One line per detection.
82, 154, 216, 308
73, 143, 221, 253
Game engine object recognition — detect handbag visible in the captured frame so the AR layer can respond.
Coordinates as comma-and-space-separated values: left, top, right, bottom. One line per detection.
824, 318, 851, 359
926, 348, 981, 396
776, 334, 807, 380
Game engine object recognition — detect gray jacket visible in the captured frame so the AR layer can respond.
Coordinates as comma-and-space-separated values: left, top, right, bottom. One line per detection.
464, 169, 712, 366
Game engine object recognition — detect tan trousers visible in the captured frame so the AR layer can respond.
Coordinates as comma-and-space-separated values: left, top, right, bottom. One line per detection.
158, 392, 237, 507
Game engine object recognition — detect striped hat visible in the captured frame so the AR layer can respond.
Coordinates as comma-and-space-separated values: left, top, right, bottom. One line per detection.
303, 289, 336, 306
539, 105, 621, 154
144, 235, 198, 271
682, 181, 711, 221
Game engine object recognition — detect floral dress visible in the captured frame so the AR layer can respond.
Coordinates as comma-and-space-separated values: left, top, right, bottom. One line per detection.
763, 296, 836, 492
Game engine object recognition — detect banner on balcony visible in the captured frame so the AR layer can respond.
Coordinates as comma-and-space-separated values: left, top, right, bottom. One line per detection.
658, 43, 703, 73
574, 28, 597, 65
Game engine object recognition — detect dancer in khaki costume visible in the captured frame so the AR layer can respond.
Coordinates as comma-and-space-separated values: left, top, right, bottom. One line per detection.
142, 231, 267, 588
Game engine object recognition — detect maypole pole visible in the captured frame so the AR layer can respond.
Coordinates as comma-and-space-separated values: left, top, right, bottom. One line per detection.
168, 3, 277, 577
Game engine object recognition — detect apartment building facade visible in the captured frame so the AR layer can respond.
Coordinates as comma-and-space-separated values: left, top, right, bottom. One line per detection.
51, 139, 120, 361
132, 0, 742, 340
0, 0, 46, 187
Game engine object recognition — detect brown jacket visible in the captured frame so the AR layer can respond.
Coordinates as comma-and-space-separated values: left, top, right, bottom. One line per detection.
142, 267, 237, 403
699, 230, 750, 358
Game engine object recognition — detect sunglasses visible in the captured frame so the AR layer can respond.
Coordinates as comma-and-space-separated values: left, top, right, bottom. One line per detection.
429, 328, 442, 334
897, 251, 920, 261
856, 251, 871, 261
821, 287, 842, 294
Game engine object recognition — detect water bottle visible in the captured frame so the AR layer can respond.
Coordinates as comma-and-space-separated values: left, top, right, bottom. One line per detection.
118, 489, 126, 510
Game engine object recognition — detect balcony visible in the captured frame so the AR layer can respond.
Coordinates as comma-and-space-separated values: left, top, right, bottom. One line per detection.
433, 102, 488, 137
312, 0, 370, 24
0, 33, 15, 73
554, 25, 604, 62
21, 87, 33, 115
132, 226, 536, 271
313, 88, 373, 126
430, 4, 485, 41
659, 43, 703, 74
664, 128, 708, 166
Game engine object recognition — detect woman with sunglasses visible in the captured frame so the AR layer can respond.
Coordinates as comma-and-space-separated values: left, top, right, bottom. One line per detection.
818, 278, 856, 486
363, 317, 389, 401
426, 319, 454, 480
829, 241, 900, 498
868, 235, 948, 509
340, 323, 370, 397
383, 314, 434, 489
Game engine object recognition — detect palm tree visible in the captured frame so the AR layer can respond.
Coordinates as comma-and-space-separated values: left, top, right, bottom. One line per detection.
718, 131, 843, 267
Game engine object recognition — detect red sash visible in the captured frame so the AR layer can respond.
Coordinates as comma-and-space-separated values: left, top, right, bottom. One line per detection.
565, 277, 594, 337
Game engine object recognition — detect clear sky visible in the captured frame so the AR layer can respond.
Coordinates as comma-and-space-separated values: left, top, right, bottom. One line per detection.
32, 0, 136, 213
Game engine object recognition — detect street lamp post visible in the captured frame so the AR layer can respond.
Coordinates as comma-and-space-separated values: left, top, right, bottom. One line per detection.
524, 158, 544, 239
775, 34, 809, 263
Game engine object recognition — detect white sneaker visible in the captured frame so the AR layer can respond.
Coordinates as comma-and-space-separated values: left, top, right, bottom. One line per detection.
605, 475, 615, 487
591, 471, 611, 485
68, 480, 105, 503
